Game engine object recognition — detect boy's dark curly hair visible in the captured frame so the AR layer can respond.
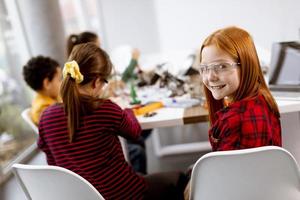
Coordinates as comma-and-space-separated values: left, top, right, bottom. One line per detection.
23, 55, 60, 91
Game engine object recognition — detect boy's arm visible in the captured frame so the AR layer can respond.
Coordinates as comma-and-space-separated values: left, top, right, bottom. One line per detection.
121, 48, 140, 82
121, 59, 138, 82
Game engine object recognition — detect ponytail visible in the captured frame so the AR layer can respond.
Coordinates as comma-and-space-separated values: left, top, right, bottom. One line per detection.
60, 76, 82, 142
62, 43, 112, 142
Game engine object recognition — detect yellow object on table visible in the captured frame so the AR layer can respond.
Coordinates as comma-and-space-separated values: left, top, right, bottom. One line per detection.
133, 102, 164, 116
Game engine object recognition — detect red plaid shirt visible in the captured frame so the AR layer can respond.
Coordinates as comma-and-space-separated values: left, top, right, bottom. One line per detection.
209, 95, 282, 151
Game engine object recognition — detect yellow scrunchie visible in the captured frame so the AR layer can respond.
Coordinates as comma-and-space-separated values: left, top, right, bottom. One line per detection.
63, 60, 84, 83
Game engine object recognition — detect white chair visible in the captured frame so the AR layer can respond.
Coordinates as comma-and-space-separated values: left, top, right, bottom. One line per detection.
12, 163, 105, 200
21, 108, 38, 134
118, 136, 130, 163
189, 146, 300, 200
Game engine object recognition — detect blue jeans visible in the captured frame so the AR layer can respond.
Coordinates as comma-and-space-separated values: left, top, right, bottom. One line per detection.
127, 129, 152, 174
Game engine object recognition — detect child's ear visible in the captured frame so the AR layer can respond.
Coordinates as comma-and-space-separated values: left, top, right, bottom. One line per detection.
43, 77, 51, 90
92, 78, 101, 89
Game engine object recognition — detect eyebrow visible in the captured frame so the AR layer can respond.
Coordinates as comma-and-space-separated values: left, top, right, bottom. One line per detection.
201, 59, 233, 64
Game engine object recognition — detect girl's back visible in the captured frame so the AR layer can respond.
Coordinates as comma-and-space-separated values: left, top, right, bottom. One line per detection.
38, 99, 146, 199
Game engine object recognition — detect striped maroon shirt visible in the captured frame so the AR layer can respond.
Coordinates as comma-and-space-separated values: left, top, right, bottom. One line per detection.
38, 99, 147, 199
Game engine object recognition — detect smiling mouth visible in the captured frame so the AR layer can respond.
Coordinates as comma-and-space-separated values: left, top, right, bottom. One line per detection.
210, 85, 226, 89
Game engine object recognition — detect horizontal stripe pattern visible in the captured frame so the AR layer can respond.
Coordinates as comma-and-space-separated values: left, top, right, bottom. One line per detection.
38, 100, 146, 200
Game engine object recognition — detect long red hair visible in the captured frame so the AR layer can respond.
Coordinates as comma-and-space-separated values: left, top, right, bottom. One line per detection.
200, 26, 279, 125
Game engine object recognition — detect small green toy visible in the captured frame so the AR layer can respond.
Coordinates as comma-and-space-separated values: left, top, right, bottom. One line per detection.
130, 83, 141, 105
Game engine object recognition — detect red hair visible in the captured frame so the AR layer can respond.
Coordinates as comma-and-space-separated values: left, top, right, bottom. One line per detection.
200, 26, 279, 124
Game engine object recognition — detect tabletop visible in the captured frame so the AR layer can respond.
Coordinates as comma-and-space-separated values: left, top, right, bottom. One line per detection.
137, 98, 300, 130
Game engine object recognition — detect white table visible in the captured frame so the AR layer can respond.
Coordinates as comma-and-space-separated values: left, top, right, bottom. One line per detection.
138, 99, 300, 129
137, 99, 300, 159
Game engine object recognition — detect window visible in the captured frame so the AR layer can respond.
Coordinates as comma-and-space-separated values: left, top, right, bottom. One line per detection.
0, 0, 35, 182
0, 0, 106, 183
59, 0, 104, 40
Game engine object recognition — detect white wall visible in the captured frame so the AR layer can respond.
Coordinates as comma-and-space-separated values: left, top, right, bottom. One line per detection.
99, 0, 160, 54
16, 0, 66, 64
153, 0, 300, 55
98, 0, 300, 70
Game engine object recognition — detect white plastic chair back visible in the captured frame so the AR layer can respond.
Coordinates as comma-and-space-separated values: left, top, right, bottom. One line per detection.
12, 164, 105, 200
118, 136, 130, 163
190, 146, 300, 200
21, 108, 38, 134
